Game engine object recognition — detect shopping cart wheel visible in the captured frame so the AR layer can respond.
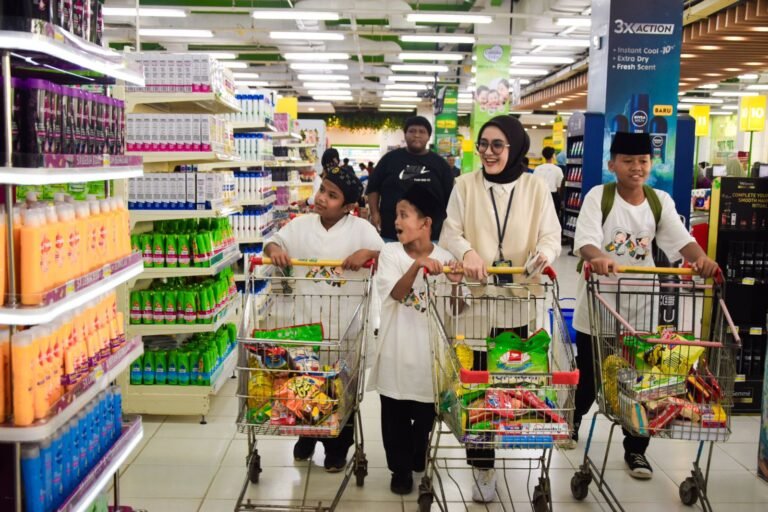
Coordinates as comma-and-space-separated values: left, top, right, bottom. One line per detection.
248, 450, 262, 484
417, 492, 433, 512
570, 472, 591, 501
679, 477, 699, 506
532, 483, 551, 512
354, 459, 368, 487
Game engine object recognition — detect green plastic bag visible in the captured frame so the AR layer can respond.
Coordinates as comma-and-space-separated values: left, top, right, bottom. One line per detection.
486, 329, 551, 374
252, 323, 324, 344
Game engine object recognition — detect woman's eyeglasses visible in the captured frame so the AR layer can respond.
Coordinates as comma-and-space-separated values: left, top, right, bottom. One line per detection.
476, 139, 510, 155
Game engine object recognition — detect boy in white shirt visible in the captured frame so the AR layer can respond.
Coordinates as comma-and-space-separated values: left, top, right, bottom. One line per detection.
533, 146, 564, 218
265, 165, 384, 472
573, 132, 718, 479
368, 184, 463, 495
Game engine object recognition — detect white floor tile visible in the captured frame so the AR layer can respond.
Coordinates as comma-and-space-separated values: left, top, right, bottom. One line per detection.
132, 437, 231, 467
208, 395, 239, 418
306, 467, 404, 502
587, 468, 685, 503
114, 498, 201, 512
663, 469, 768, 504
198, 499, 237, 512
155, 415, 238, 440
206, 465, 308, 501
335, 500, 403, 512
727, 417, 762, 443
717, 442, 763, 472
645, 440, 744, 472
120, 464, 220, 499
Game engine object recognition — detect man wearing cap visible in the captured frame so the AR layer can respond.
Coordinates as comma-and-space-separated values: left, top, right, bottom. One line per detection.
572, 132, 719, 479
367, 116, 455, 241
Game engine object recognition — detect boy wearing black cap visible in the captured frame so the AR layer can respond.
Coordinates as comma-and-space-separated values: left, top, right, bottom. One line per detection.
264, 166, 384, 471
368, 184, 464, 495
367, 116, 454, 242
572, 132, 718, 479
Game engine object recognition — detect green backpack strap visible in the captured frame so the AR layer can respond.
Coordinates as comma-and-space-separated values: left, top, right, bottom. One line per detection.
575, 182, 661, 273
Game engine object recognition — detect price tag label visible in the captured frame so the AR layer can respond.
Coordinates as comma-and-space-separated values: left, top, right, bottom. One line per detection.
749, 327, 763, 335
65, 283, 75, 296
727, 325, 740, 334
742, 277, 756, 285
735, 374, 746, 382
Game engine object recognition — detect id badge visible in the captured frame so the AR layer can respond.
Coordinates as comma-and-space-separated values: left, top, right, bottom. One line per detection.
492, 259, 514, 285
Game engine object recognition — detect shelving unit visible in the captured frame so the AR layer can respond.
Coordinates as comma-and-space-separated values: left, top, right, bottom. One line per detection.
0, 21, 145, 511
127, 297, 238, 337
136, 245, 241, 280
231, 121, 277, 133
129, 205, 241, 226
200, 159, 313, 171
124, 92, 240, 114
134, 151, 240, 165
562, 113, 586, 252
237, 195, 276, 208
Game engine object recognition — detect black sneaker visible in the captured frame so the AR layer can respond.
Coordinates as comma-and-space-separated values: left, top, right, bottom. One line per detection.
324, 455, 346, 473
293, 437, 317, 461
624, 452, 653, 480
390, 472, 414, 495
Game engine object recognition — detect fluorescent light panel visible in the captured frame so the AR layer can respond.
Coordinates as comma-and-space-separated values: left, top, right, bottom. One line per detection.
379, 104, 417, 109
511, 56, 575, 64
398, 52, 464, 61
388, 75, 435, 83
232, 72, 260, 79
103, 7, 187, 17
313, 95, 353, 101
290, 63, 348, 71
221, 62, 248, 69
746, 84, 768, 90
253, 10, 339, 21
738, 74, 759, 80
698, 84, 719, 89
382, 90, 418, 97
270, 31, 344, 41
679, 98, 724, 104
307, 89, 352, 96
284, 53, 350, 61
382, 96, 422, 102
530, 38, 590, 47
304, 82, 351, 89
712, 91, 758, 97
406, 13, 492, 24
297, 74, 349, 81
400, 34, 476, 44
196, 52, 237, 60
509, 67, 549, 76
139, 28, 213, 38
385, 83, 428, 90
555, 17, 591, 27
236, 81, 269, 87
391, 64, 449, 73
722, 105, 739, 110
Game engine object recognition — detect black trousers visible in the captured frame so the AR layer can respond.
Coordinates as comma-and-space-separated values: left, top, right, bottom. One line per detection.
574, 330, 650, 455
551, 192, 562, 219
380, 395, 436, 475
297, 418, 354, 459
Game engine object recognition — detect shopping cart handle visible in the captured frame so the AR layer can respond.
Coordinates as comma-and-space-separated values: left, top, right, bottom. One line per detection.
552, 370, 580, 386
250, 256, 374, 269
460, 368, 490, 384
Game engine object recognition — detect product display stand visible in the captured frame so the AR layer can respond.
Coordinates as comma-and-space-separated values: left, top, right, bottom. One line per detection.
120, 78, 242, 423
0, 20, 145, 511
563, 113, 586, 250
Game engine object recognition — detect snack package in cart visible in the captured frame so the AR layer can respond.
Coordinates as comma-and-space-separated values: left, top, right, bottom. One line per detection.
252, 323, 324, 345
486, 329, 551, 374
274, 375, 334, 424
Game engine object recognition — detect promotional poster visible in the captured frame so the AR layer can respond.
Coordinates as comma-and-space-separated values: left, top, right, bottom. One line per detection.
434, 86, 459, 158
472, 44, 510, 171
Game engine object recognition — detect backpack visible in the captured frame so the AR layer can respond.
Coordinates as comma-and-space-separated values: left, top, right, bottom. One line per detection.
576, 182, 662, 272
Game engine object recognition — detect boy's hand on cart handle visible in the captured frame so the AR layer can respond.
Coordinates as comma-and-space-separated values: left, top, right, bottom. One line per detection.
445, 261, 464, 283
416, 257, 444, 276
691, 256, 719, 279
462, 250, 487, 280
589, 256, 618, 276
342, 250, 375, 271
268, 248, 292, 268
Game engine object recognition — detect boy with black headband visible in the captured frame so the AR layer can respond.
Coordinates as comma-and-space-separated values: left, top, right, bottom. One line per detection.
265, 166, 384, 471
573, 132, 718, 479
368, 183, 465, 495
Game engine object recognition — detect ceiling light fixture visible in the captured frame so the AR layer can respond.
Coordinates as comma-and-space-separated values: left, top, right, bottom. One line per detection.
698, 84, 718, 89
722, 105, 739, 110
382, 90, 418, 97
221, 62, 248, 69
379, 104, 418, 109
232, 72, 260, 79
290, 63, 349, 71
406, 13, 492, 24
530, 38, 590, 47
746, 84, 768, 90
712, 91, 758, 97
677, 104, 691, 110
710, 111, 734, 115
680, 53, 696, 58
235, 81, 269, 87
510, 56, 575, 65
555, 17, 591, 27
509, 68, 549, 76
253, 10, 339, 21
738, 74, 759, 80
307, 89, 352, 96
138, 28, 213, 38
284, 53, 350, 61
398, 52, 464, 61
381, 96, 422, 102
312, 95, 353, 101
296, 74, 349, 82
679, 98, 724, 104
387, 75, 436, 83
391, 64, 449, 73
400, 34, 476, 44
697, 45, 721, 51
303, 82, 351, 90
103, 7, 187, 17
270, 31, 344, 41
385, 83, 429, 91
197, 52, 237, 60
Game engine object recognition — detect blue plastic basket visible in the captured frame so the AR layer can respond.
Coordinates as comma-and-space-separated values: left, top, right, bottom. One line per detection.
549, 298, 576, 344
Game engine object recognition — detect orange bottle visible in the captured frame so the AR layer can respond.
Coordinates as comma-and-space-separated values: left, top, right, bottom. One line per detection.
0, 208, 6, 306
0, 327, 9, 422
11, 330, 37, 426
57, 204, 79, 286
49, 321, 65, 404
113, 197, 131, 258
20, 208, 51, 306
99, 199, 114, 265
33, 326, 50, 421
61, 313, 77, 391
86, 199, 101, 271
73, 309, 90, 381
74, 202, 90, 279
45, 205, 67, 290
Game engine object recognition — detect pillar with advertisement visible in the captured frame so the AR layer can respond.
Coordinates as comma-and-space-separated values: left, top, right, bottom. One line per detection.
434, 86, 459, 158
588, 0, 683, 193
471, 44, 510, 171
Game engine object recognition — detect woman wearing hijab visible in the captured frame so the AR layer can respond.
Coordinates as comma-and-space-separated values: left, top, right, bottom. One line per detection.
439, 115, 562, 503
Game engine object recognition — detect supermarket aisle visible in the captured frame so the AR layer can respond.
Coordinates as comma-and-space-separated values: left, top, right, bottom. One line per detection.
115, 254, 768, 512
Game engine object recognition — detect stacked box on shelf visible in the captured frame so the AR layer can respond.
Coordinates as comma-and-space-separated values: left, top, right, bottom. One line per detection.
227, 90, 276, 126
126, 114, 234, 155
129, 169, 236, 210
3, 0, 106, 44
124, 53, 236, 100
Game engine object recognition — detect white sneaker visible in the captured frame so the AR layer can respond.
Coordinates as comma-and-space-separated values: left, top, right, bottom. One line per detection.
471, 468, 497, 503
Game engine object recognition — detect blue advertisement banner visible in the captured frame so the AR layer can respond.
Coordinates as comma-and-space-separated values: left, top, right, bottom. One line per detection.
588, 0, 683, 193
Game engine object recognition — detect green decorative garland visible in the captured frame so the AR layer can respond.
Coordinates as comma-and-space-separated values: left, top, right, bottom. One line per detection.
302, 112, 471, 131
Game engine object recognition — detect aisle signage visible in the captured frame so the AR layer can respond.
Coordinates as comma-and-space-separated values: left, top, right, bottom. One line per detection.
552, 115, 565, 151
690, 105, 711, 137
739, 95, 766, 132
471, 44, 510, 171
434, 86, 459, 158
588, 0, 683, 193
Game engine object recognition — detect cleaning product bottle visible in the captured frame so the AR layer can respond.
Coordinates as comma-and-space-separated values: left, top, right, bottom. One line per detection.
86, 198, 101, 270
57, 204, 78, 285
45, 205, 67, 290
21, 444, 44, 512
33, 326, 50, 421
74, 201, 90, 278
20, 208, 50, 305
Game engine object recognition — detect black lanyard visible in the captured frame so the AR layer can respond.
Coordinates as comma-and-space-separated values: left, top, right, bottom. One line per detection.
489, 186, 515, 260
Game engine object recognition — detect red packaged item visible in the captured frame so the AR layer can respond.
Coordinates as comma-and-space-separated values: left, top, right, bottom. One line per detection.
484, 389, 523, 420
468, 399, 494, 425
648, 404, 682, 434
514, 390, 566, 423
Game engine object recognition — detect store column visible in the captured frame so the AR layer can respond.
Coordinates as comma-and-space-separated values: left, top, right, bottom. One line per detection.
588, 0, 683, 194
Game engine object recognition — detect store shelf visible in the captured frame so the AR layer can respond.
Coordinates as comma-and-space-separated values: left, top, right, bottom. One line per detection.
122, 349, 237, 416
125, 92, 240, 115
130, 205, 241, 224
0, 20, 144, 85
58, 416, 143, 512
0, 253, 144, 325
0, 161, 143, 185
563, 230, 576, 239
283, 143, 315, 149
567, 158, 583, 164
127, 298, 237, 337
129, 151, 240, 165
565, 181, 582, 188
236, 195, 276, 207
0, 337, 143, 442
272, 131, 302, 140
203, 159, 313, 170
564, 207, 581, 214
237, 234, 268, 244
232, 122, 277, 133
137, 246, 241, 279
272, 181, 302, 187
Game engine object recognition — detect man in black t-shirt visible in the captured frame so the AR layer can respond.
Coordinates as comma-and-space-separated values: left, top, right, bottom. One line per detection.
367, 116, 454, 241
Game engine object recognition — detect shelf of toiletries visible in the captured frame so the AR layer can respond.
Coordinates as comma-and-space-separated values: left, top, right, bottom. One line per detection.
127, 297, 237, 337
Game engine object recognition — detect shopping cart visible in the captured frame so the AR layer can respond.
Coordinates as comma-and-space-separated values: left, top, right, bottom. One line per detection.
234, 256, 374, 512
570, 265, 740, 511
420, 266, 579, 512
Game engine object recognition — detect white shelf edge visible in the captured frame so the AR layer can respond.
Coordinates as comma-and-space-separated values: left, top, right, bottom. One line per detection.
231, 122, 277, 132
0, 165, 143, 185
125, 92, 240, 114
210, 349, 238, 395
137, 247, 240, 279
130, 206, 241, 222
58, 417, 144, 512
129, 151, 240, 164
0, 339, 144, 442
236, 196, 275, 207
0, 259, 145, 325
127, 298, 237, 337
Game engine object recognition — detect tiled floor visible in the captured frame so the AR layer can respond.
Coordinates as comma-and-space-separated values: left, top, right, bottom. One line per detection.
113, 254, 768, 511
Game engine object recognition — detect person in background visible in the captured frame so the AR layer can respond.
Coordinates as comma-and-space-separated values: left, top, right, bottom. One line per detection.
439, 115, 561, 503
446, 154, 461, 178
342, 158, 354, 173
533, 146, 565, 218
305, 148, 339, 208
367, 116, 454, 242
522, 156, 534, 173
265, 165, 384, 472
725, 154, 744, 177
696, 162, 712, 188
572, 132, 719, 480
367, 161, 375, 176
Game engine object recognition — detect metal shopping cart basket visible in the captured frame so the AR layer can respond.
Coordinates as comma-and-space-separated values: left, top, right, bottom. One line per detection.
234, 256, 374, 512
570, 265, 741, 511
420, 266, 579, 512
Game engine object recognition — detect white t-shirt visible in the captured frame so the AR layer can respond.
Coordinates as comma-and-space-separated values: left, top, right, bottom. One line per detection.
533, 163, 564, 193
264, 213, 384, 339
368, 242, 456, 403
572, 185, 695, 334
